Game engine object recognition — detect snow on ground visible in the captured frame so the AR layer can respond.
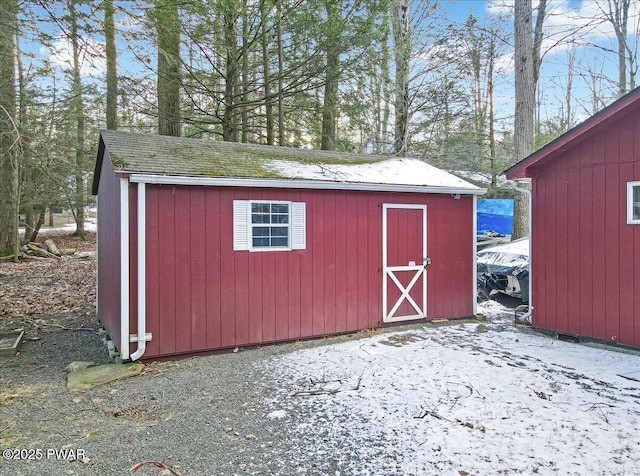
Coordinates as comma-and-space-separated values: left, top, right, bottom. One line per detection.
19, 217, 97, 235
262, 300, 640, 475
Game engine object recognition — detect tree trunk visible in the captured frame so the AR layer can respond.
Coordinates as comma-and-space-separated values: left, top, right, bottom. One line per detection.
512, 0, 536, 239
391, 0, 410, 155
321, 0, 340, 151
16, 28, 32, 237
28, 206, 45, 243
487, 34, 497, 192
156, 0, 181, 136
0, 0, 19, 258
69, 0, 85, 238
104, 0, 118, 130
261, 0, 273, 145
276, 0, 284, 145
241, 2, 249, 143
222, 5, 238, 142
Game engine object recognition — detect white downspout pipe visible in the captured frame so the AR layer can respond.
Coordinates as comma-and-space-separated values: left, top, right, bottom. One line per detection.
119, 178, 130, 360
472, 194, 478, 315
130, 182, 148, 361
514, 180, 533, 323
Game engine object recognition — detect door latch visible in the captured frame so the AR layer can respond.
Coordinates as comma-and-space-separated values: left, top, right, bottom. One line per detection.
423, 257, 431, 268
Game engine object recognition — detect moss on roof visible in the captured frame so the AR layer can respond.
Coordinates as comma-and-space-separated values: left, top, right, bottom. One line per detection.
99, 130, 389, 179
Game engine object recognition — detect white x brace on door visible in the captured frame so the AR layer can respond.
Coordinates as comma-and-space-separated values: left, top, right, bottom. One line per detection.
382, 203, 427, 323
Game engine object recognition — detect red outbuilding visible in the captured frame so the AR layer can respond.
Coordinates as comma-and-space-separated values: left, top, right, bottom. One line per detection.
506, 86, 640, 348
92, 131, 485, 360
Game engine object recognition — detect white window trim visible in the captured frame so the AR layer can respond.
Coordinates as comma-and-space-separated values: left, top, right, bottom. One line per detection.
628, 181, 640, 224
233, 200, 306, 251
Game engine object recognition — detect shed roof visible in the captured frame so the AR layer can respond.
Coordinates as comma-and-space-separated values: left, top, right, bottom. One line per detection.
506, 86, 640, 180
93, 130, 484, 195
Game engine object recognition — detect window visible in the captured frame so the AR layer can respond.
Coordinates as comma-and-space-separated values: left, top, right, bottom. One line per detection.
251, 202, 290, 248
628, 182, 640, 224
233, 200, 306, 251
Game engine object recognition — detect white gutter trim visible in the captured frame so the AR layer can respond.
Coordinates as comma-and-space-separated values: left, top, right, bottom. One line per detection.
119, 178, 130, 360
514, 179, 533, 322
472, 194, 478, 315
128, 174, 487, 196
130, 182, 148, 361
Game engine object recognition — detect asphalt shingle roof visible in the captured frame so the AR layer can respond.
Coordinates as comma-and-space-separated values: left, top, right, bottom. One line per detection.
94, 130, 483, 193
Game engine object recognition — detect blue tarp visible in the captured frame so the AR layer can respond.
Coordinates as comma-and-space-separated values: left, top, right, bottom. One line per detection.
477, 199, 514, 235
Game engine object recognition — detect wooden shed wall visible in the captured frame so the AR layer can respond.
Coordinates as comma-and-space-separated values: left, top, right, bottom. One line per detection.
126, 185, 474, 358
530, 109, 640, 347
96, 150, 122, 348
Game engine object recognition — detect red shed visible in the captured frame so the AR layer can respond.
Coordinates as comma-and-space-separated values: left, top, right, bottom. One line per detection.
506, 87, 640, 348
92, 131, 485, 360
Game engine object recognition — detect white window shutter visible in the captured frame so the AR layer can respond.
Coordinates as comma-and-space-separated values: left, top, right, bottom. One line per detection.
291, 202, 306, 249
233, 200, 250, 250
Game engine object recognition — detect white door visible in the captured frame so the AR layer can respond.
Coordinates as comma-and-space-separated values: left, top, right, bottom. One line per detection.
382, 204, 427, 323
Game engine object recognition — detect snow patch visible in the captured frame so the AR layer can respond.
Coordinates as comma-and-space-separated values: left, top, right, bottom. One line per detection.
262, 299, 640, 475
267, 158, 482, 190
267, 410, 287, 420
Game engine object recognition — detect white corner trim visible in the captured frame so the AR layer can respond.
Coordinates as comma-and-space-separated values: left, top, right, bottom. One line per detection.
129, 174, 487, 195
119, 177, 130, 360
472, 194, 478, 315
627, 181, 640, 224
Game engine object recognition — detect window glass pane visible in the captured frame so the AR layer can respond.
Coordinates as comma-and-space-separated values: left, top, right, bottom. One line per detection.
271, 237, 288, 247
253, 227, 269, 237
634, 186, 640, 220
251, 214, 269, 224
273, 214, 289, 224
252, 203, 270, 213
271, 203, 289, 214
253, 237, 269, 247
271, 226, 288, 237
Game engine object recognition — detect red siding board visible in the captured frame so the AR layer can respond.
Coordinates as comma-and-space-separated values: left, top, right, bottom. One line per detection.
158, 186, 177, 354
619, 162, 635, 345
274, 252, 289, 341
555, 167, 569, 334
219, 192, 236, 347
545, 172, 558, 332
368, 196, 382, 327
261, 252, 277, 343
145, 186, 161, 357
205, 188, 222, 349
345, 195, 359, 331
323, 193, 337, 335
189, 189, 207, 351
311, 193, 326, 335
174, 187, 193, 353
578, 156, 594, 338
334, 196, 348, 332
591, 165, 607, 340
605, 164, 621, 342
357, 194, 370, 330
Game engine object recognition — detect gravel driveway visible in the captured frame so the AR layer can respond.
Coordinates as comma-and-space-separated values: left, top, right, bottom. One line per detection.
1, 310, 398, 476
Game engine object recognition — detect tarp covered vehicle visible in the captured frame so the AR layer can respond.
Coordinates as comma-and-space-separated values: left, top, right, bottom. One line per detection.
477, 238, 529, 303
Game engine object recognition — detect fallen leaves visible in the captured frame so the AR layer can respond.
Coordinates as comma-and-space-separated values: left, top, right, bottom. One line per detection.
0, 233, 96, 322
